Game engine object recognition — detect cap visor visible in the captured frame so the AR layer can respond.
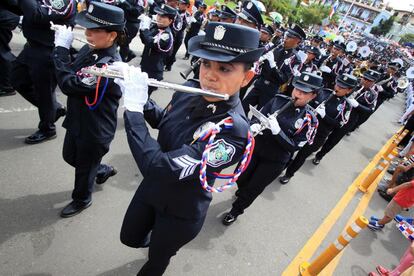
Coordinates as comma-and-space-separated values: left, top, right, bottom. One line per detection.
293, 81, 314, 93
75, 12, 102, 29
336, 80, 352, 89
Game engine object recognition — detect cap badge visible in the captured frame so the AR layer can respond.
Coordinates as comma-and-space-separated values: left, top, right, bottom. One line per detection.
213, 25, 226, 41
303, 75, 309, 81
343, 76, 348, 81
291, 23, 296, 29
247, 2, 253, 9
88, 3, 94, 13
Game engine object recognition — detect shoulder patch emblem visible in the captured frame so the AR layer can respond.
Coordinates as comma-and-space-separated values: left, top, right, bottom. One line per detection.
207, 139, 235, 168
160, 33, 170, 41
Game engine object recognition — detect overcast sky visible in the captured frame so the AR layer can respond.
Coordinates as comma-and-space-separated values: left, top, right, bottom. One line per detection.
386, 0, 414, 11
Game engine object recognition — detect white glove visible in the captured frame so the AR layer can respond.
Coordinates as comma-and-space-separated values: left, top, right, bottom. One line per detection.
190, 16, 197, 23
53, 23, 74, 49
139, 15, 151, 30
268, 116, 281, 135
250, 123, 263, 135
293, 67, 301, 77
265, 51, 276, 68
320, 65, 332, 73
346, 97, 359, 108
315, 103, 326, 118
109, 62, 149, 113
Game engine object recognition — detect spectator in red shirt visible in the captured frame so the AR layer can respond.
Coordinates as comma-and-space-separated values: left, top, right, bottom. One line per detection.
368, 179, 414, 230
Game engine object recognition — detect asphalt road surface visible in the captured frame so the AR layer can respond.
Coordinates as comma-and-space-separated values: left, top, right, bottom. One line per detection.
0, 29, 411, 276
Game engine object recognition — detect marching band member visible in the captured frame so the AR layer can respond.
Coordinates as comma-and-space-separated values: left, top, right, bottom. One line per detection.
164, 0, 191, 71
313, 70, 381, 165
115, 22, 263, 275
375, 61, 401, 110
320, 41, 346, 89
223, 72, 322, 225
52, 2, 124, 217
183, 2, 206, 60
235, 1, 263, 30
279, 74, 358, 184
219, 5, 237, 23
139, 4, 175, 94
11, 0, 75, 144
242, 24, 306, 112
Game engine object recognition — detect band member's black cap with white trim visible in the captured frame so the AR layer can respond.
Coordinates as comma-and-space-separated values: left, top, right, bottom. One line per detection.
237, 1, 264, 29
178, 0, 190, 4
76, 1, 125, 32
336, 73, 358, 88
188, 22, 264, 63
154, 4, 177, 18
306, 46, 321, 57
292, 72, 323, 93
333, 41, 346, 52
260, 25, 274, 36
363, 69, 381, 81
220, 5, 237, 20
286, 23, 306, 41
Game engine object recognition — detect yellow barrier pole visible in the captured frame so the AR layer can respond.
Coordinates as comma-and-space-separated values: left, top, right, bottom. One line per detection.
383, 130, 408, 158
299, 216, 369, 276
358, 158, 389, 193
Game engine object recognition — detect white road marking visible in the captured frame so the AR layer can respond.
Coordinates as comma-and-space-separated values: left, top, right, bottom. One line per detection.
0, 106, 37, 113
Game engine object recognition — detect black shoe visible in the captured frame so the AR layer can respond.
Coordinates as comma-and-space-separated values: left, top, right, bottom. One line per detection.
25, 130, 56, 144
312, 157, 321, 165
0, 88, 16, 97
55, 106, 67, 122
96, 166, 118, 184
124, 51, 136, 63
378, 189, 393, 202
60, 200, 92, 218
222, 212, 238, 226
279, 175, 291, 184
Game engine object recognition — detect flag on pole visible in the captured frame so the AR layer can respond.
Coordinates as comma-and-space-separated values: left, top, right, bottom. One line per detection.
329, 0, 339, 19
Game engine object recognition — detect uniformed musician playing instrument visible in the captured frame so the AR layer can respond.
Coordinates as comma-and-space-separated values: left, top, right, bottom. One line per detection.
279, 74, 358, 184
113, 22, 263, 275
223, 72, 322, 226
52, 1, 124, 217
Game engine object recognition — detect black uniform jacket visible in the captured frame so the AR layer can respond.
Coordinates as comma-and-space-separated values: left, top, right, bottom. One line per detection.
53, 44, 122, 143
124, 80, 250, 219
19, 0, 75, 47
254, 94, 318, 163
140, 25, 173, 74
353, 85, 378, 114
255, 45, 295, 92
310, 88, 352, 133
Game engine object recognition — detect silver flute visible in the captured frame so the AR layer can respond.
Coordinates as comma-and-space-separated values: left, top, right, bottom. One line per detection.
81, 67, 230, 100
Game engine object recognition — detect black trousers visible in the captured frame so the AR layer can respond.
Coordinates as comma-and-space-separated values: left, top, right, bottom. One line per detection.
231, 153, 287, 215
0, 9, 19, 91
400, 116, 414, 146
119, 21, 139, 62
183, 31, 197, 57
11, 43, 58, 133
62, 132, 110, 203
165, 33, 184, 69
120, 197, 205, 276
242, 86, 276, 115
284, 127, 331, 177
315, 116, 359, 161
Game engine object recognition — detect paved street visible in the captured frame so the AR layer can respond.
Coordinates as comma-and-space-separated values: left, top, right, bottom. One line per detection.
0, 30, 411, 276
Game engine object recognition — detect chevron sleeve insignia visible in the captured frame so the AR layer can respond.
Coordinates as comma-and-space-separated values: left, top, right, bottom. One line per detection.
172, 155, 201, 180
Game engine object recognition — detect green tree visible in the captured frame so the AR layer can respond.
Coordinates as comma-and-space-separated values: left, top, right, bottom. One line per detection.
370, 16, 395, 36
296, 4, 331, 27
400, 33, 414, 44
